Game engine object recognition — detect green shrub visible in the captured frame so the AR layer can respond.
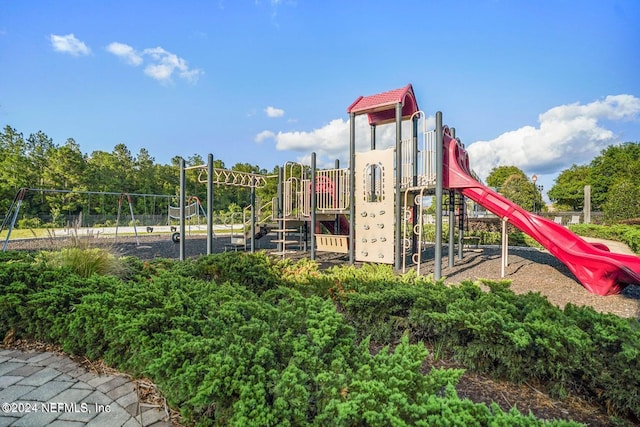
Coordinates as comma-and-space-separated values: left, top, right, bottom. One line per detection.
0, 253, 583, 426
419, 223, 541, 248
602, 180, 640, 222
0, 259, 114, 340
569, 223, 640, 254
0, 250, 34, 263
0, 259, 42, 337
328, 271, 640, 420
16, 217, 42, 229
563, 304, 640, 417
193, 251, 280, 294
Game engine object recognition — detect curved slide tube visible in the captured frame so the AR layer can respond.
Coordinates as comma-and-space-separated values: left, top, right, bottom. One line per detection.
443, 129, 640, 295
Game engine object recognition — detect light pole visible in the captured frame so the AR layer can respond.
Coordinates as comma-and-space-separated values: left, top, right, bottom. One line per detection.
532, 174, 537, 212
531, 174, 543, 213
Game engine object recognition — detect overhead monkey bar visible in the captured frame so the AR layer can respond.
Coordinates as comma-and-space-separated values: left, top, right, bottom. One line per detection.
197, 166, 274, 188
179, 156, 275, 260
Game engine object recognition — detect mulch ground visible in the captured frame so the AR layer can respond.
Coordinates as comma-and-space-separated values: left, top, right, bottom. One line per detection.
4, 232, 640, 425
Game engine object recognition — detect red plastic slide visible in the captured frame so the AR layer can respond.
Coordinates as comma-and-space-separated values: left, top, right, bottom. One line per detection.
443, 128, 640, 295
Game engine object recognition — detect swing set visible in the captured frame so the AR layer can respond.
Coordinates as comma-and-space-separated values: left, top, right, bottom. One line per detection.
1, 188, 173, 251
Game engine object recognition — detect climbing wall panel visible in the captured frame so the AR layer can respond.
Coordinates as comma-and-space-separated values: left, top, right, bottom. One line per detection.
354, 148, 395, 263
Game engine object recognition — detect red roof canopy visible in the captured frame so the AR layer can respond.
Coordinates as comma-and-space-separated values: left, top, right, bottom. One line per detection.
346, 84, 419, 126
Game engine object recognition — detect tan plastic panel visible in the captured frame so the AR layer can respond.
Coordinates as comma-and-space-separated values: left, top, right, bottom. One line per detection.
354, 148, 395, 263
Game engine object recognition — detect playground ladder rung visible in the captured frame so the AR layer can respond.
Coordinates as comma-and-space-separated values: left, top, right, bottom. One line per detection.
272, 239, 299, 244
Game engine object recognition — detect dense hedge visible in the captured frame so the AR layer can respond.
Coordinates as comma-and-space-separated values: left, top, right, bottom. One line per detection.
3, 249, 639, 423
569, 223, 640, 254
316, 264, 640, 421
0, 251, 582, 426
436, 220, 640, 252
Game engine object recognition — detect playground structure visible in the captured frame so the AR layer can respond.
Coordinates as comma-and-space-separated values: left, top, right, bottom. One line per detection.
2, 85, 638, 296
176, 84, 640, 296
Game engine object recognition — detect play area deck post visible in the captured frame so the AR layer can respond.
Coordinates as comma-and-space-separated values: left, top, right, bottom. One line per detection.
435, 111, 444, 280
250, 183, 256, 253
349, 111, 356, 264
277, 166, 283, 254
458, 194, 465, 260
179, 158, 186, 261
448, 127, 456, 267
310, 152, 317, 260
394, 102, 403, 270
449, 189, 455, 268
207, 154, 214, 255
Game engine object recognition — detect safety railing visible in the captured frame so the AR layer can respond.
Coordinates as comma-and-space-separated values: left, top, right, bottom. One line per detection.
400, 129, 437, 189
301, 168, 350, 216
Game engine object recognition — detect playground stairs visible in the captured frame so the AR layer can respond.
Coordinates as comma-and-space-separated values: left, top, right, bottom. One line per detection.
272, 217, 300, 255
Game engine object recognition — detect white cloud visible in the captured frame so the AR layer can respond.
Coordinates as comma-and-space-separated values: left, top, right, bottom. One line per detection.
253, 95, 640, 177
106, 43, 203, 84
142, 47, 203, 83
50, 34, 91, 56
265, 106, 285, 118
255, 130, 276, 143
106, 42, 142, 66
466, 95, 640, 180
257, 114, 433, 167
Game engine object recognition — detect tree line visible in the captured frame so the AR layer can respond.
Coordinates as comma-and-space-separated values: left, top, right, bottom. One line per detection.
0, 125, 279, 227
3, 124, 638, 227
486, 141, 640, 222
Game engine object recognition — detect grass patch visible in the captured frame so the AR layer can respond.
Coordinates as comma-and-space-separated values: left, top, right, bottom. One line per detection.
37, 247, 124, 278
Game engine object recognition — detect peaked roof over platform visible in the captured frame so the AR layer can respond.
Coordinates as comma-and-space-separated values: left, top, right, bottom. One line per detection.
346, 84, 419, 126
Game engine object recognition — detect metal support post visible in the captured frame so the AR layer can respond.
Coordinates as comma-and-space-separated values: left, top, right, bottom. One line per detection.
394, 102, 402, 271
501, 217, 509, 277
335, 159, 340, 234
310, 152, 317, 260
1, 188, 27, 252
349, 112, 356, 264
458, 194, 464, 260
448, 190, 455, 268
179, 158, 186, 261
435, 112, 443, 280
277, 166, 283, 254
126, 195, 140, 246
371, 124, 376, 150
250, 183, 256, 253
207, 154, 214, 255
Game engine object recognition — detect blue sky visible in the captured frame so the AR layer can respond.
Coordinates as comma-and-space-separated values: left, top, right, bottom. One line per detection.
1, 0, 639, 197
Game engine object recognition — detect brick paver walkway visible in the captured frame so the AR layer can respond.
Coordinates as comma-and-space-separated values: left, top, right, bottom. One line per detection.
0, 349, 173, 427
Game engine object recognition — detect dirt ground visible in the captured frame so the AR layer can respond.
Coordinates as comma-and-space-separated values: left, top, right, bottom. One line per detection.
430, 245, 640, 319
4, 232, 640, 425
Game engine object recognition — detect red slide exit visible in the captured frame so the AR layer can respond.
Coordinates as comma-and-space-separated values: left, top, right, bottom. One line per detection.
443, 128, 640, 296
